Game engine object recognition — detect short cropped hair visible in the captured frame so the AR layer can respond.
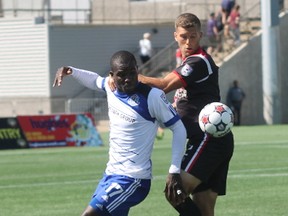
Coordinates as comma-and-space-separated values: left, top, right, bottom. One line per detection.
175, 13, 201, 31
110, 50, 137, 72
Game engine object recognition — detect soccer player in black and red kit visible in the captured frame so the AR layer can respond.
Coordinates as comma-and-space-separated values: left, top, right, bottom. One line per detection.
139, 13, 234, 216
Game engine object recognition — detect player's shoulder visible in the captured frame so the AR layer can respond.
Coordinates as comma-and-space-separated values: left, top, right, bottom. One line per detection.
186, 51, 209, 63
149, 87, 168, 105
137, 82, 152, 97
137, 82, 165, 98
150, 86, 164, 97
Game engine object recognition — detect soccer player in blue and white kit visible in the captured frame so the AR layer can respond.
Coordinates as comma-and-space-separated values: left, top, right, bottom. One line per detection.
53, 50, 187, 216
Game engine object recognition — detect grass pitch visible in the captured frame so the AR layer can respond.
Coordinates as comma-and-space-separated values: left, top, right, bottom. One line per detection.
0, 125, 288, 216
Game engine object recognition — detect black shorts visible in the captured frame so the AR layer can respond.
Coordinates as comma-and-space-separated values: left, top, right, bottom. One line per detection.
181, 131, 234, 195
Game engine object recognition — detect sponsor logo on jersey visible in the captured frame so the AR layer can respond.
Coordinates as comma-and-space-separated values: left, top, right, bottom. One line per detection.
128, 94, 140, 106
180, 64, 193, 76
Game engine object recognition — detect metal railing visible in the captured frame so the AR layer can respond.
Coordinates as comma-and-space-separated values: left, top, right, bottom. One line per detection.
138, 42, 178, 77
0, 98, 109, 121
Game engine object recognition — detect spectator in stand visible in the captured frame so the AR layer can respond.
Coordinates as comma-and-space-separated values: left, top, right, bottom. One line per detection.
221, 0, 235, 38
206, 12, 219, 55
215, 8, 226, 52
279, 0, 284, 12
139, 32, 152, 65
227, 4, 241, 46
226, 80, 246, 126
221, 0, 235, 20
215, 7, 226, 33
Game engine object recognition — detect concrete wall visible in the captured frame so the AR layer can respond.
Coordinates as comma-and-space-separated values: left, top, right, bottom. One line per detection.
219, 35, 264, 125
218, 12, 288, 125
48, 23, 175, 99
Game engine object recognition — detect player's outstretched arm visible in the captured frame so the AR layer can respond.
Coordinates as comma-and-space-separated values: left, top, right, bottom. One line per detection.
54, 66, 103, 90
138, 72, 183, 94
53, 67, 72, 87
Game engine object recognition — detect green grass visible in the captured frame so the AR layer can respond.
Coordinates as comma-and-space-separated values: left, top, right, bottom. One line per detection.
0, 125, 288, 216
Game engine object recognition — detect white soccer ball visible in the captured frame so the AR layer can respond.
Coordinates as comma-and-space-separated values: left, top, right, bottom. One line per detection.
198, 102, 234, 138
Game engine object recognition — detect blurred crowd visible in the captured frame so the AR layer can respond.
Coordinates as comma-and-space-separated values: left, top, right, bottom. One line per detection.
206, 0, 241, 56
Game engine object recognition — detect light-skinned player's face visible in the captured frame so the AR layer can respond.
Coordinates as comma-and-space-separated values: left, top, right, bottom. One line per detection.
174, 26, 202, 58
111, 65, 138, 94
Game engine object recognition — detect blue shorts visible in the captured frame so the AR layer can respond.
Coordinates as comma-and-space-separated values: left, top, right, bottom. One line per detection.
89, 174, 151, 216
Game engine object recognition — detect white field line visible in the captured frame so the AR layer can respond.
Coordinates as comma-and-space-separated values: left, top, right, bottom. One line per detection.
0, 140, 287, 158
229, 166, 288, 173
1, 171, 288, 189
0, 140, 287, 189
234, 140, 288, 145
0, 140, 287, 156
154, 140, 288, 148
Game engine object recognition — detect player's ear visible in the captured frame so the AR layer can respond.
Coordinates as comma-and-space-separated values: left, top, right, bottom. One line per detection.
174, 32, 177, 41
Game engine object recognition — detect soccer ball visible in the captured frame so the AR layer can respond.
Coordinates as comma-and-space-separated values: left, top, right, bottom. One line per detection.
198, 102, 234, 138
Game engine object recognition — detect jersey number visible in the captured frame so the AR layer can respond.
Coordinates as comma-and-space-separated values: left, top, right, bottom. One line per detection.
105, 182, 124, 197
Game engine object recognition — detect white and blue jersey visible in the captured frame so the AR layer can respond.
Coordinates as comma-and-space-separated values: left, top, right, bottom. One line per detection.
70, 67, 186, 215
105, 82, 181, 179
71, 67, 185, 179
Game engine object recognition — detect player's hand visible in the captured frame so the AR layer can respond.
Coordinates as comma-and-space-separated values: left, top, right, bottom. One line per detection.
107, 74, 116, 91
164, 173, 187, 206
53, 67, 72, 87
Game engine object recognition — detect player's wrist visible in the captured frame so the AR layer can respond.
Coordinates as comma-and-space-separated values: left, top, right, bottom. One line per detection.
169, 164, 181, 174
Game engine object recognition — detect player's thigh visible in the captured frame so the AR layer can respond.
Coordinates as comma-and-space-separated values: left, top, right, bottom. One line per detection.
90, 175, 150, 216
81, 205, 100, 216
180, 170, 201, 194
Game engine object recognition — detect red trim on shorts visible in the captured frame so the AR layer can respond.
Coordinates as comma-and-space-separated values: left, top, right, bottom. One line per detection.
184, 134, 210, 173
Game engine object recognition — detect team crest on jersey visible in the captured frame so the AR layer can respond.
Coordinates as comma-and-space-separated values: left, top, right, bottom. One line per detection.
180, 64, 193, 76
160, 92, 169, 104
128, 94, 140, 106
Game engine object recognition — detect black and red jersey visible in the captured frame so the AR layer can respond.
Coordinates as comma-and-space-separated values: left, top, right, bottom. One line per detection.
173, 47, 220, 137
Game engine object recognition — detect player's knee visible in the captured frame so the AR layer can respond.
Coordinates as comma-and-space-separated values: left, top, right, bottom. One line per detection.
193, 191, 217, 215
81, 206, 99, 216
174, 197, 201, 216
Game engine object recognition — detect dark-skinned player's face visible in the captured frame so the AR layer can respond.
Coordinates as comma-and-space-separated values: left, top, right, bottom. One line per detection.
111, 63, 138, 94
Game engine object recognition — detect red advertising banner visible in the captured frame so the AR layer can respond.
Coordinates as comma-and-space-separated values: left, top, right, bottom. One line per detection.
17, 113, 103, 148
